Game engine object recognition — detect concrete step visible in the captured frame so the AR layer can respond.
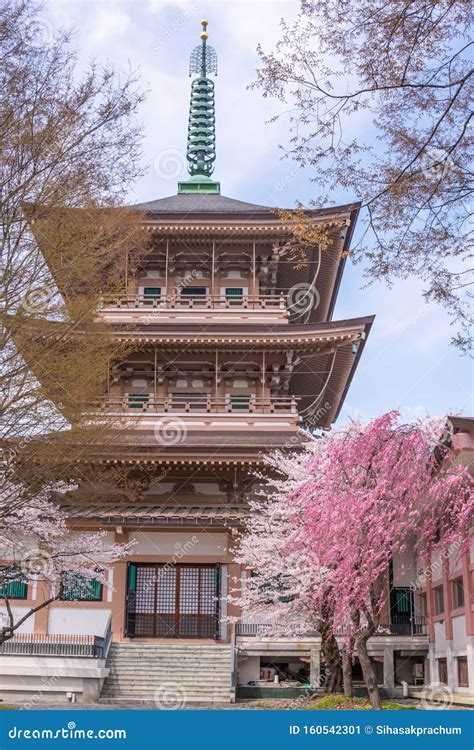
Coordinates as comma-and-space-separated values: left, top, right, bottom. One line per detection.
104, 674, 231, 681
101, 643, 232, 703
108, 648, 229, 651
104, 680, 229, 692
107, 662, 230, 673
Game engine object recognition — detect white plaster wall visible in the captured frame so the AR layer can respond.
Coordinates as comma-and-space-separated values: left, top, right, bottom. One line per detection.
430, 551, 443, 583
434, 620, 447, 652
144, 483, 174, 495
66, 531, 115, 544
452, 615, 467, 651
130, 532, 227, 556
48, 608, 111, 636
237, 655, 260, 686
392, 550, 416, 586
194, 483, 225, 496
0, 607, 33, 634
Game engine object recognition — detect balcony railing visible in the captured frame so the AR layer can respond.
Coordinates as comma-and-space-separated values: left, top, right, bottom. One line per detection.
236, 616, 428, 638
98, 293, 287, 311
0, 631, 111, 658
94, 395, 299, 415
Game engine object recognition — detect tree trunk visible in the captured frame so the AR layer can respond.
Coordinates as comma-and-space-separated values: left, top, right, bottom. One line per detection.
342, 650, 353, 697
321, 631, 342, 693
356, 636, 382, 709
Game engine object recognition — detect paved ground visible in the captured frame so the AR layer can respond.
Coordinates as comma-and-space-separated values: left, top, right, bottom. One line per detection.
8, 699, 472, 710
11, 702, 260, 711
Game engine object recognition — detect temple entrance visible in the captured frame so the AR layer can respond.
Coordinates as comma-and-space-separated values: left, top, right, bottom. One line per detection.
125, 563, 220, 639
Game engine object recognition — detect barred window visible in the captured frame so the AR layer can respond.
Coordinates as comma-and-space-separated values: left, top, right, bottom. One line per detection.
0, 567, 27, 600
60, 573, 103, 602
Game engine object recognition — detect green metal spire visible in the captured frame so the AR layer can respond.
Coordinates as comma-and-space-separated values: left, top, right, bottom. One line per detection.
178, 19, 220, 194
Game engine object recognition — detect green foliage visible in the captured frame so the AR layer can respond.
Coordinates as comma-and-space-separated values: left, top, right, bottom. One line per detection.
307, 694, 414, 711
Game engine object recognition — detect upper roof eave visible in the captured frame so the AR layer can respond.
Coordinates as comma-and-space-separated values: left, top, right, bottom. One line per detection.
130, 192, 361, 222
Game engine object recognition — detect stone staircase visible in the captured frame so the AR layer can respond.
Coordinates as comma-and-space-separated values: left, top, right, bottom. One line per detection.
100, 643, 232, 704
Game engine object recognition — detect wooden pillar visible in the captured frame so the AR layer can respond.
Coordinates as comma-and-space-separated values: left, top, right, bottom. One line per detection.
154, 345, 157, 403
252, 241, 256, 298
33, 581, 49, 635
164, 239, 169, 297
211, 240, 216, 298
227, 560, 242, 638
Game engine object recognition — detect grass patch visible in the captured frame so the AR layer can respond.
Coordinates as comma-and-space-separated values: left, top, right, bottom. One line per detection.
307, 694, 414, 711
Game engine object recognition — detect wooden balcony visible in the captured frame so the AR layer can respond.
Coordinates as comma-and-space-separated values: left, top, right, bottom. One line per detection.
96, 293, 289, 325
95, 395, 299, 415
99, 292, 287, 310
88, 395, 301, 432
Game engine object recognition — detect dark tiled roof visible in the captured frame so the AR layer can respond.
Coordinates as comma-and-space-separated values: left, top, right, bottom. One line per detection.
63, 504, 250, 526
132, 193, 275, 215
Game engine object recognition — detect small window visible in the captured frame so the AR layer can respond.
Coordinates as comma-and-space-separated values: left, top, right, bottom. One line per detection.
419, 592, 428, 617
0, 567, 27, 600
181, 287, 207, 296
457, 656, 469, 688
170, 393, 207, 410
452, 577, 465, 609
128, 393, 150, 410
225, 288, 243, 305
434, 585, 444, 615
229, 395, 250, 411
60, 573, 103, 602
438, 658, 448, 684
143, 287, 161, 305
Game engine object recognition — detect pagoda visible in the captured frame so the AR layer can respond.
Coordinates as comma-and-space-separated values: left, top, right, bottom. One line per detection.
3, 21, 378, 703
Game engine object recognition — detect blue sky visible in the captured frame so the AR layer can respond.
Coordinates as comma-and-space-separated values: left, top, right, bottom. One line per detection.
44, 0, 472, 424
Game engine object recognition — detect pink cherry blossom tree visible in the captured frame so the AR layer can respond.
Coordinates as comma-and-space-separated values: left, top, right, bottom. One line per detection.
236, 412, 473, 709
0, 476, 133, 644
232, 448, 350, 694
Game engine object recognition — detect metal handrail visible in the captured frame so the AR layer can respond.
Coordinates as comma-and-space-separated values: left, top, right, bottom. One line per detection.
236, 616, 428, 638
0, 633, 104, 658
0, 616, 114, 658
93, 614, 113, 659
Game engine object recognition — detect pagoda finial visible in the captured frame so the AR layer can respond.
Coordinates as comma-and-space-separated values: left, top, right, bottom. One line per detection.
179, 19, 220, 194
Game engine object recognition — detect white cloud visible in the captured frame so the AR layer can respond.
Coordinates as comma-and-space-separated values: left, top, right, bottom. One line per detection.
89, 8, 131, 43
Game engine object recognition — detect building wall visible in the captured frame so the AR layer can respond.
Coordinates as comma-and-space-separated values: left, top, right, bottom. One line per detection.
48, 608, 111, 636
424, 545, 474, 694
